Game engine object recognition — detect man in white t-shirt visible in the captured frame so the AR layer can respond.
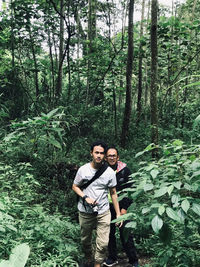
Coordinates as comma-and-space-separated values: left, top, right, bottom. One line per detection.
72, 141, 122, 267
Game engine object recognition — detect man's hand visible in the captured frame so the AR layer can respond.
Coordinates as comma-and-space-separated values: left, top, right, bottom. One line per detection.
120, 208, 127, 215
84, 196, 97, 206
115, 214, 123, 228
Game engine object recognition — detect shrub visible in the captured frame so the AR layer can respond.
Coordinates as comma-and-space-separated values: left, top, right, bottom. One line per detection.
115, 140, 200, 266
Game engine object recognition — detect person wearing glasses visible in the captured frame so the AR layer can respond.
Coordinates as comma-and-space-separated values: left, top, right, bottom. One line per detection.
103, 146, 139, 267
72, 141, 122, 267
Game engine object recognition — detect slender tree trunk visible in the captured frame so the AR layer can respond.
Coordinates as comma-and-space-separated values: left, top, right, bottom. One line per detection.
55, 0, 64, 98
181, 69, 188, 128
52, 34, 58, 68
67, 21, 71, 102
74, 4, 87, 56
144, 0, 151, 124
28, 30, 39, 99
10, 0, 15, 69
86, 0, 97, 105
136, 0, 145, 125
112, 75, 117, 139
150, 0, 159, 157
120, 0, 134, 148
47, 29, 55, 104
118, 77, 123, 112
191, 0, 198, 20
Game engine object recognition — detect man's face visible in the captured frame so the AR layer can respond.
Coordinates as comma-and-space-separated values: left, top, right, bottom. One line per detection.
106, 148, 119, 166
91, 145, 105, 165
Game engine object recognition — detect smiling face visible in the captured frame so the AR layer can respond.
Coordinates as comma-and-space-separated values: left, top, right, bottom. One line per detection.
106, 148, 119, 167
91, 145, 105, 168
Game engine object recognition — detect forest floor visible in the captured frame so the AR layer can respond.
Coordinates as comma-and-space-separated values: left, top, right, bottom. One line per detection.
102, 253, 152, 267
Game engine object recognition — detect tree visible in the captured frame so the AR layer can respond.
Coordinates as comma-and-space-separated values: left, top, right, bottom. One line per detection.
55, 0, 64, 98
150, 0, 159, 157
86, 0, 97, 105
136, 0, 146, 125
120, 0, 134, 148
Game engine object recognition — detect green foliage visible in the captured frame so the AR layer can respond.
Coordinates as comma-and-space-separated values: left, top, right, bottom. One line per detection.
0, 110, 81, 266
119, 140, 200, 266
0, 107, 79, 164
0, 0, 200, 265
0, 243, 30, 267
0, 193, 81, 266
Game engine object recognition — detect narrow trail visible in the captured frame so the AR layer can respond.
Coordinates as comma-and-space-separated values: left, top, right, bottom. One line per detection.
102, 253, 151, 267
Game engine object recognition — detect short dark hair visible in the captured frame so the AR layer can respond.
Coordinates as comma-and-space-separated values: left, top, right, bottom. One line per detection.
106, 145, 119, 155
90, 140, 107, 152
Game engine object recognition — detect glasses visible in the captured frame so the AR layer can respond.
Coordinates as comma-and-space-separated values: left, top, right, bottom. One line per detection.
107, 155, 117, 159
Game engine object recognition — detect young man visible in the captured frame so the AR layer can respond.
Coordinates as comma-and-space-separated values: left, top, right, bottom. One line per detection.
103, 146, 139, 267
72, 141, 122, 267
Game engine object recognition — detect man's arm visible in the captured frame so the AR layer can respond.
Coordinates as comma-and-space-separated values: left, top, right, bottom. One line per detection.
109, 187, 123, 226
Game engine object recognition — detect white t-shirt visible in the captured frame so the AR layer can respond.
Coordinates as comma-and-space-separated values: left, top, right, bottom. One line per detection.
73, 163, 117, 214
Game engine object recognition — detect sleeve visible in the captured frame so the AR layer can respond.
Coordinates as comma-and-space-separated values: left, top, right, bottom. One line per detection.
108, 170, 117, 188
73, 168, 83, 186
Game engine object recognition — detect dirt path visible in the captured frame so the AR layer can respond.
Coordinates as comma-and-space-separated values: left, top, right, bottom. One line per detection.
102, 253, 151, 267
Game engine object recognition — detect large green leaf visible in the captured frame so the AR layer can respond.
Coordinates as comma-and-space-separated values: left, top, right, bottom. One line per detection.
167, 185, 174, 196
191, 203, 200, 216
150, 169, 159, 179
171, 194, 180, 207
191, 170, 200, 179
144, 183, 154, 191
181, 199, 190, 213
142, 207, 151, 214
0, 226, 5, 232
154, 187, 168, 198
46, 108, 59, 118
135, 151, 145, 158
48, 136, 62, 149
125, 221, 137, 229
111, 212, 135, 223
151, 215, 163, 233
10, 243, 30, 267
173, 181, 182, 189
0, 243, 30, 267
158, 205, 165, 216
166, 207, 183, 223
0, 260, 10, 267
172, 139, 184, 147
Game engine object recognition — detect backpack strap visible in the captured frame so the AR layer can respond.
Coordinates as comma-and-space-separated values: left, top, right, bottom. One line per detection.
80, 163, 108, 190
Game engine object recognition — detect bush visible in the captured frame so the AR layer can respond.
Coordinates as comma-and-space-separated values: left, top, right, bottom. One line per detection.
115, 140, 200, 266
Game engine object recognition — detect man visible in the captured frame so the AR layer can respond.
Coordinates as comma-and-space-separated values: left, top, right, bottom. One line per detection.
103, 146, 139, 267
72, 141, 122, 267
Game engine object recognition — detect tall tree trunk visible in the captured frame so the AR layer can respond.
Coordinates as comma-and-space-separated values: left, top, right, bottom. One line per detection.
111, 74, 117, 139
118, 76, 123, 112
120, 0, 134, 148
10, 0, 15, 69
181, 69, 188, 128
136, 0, 145, 125
74, 4, 87, 56
67, 30, 71, 102
88, 0, 96, 53
28, 30, 39, 99
191, 0, 198, 20
47, 29, 55, 104
86, 0, 97, 105
55, 0, 64, 98
144, 0, 151, 124
150, 0, 159, 157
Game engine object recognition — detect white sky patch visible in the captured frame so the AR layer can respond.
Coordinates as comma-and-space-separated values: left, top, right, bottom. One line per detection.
159, 0, 186, 7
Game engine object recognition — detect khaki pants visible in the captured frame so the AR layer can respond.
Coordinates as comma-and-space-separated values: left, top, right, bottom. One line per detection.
79, 210, 111, 264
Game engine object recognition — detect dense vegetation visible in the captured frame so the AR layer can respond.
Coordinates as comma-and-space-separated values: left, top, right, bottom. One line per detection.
0, 0, 199, 266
